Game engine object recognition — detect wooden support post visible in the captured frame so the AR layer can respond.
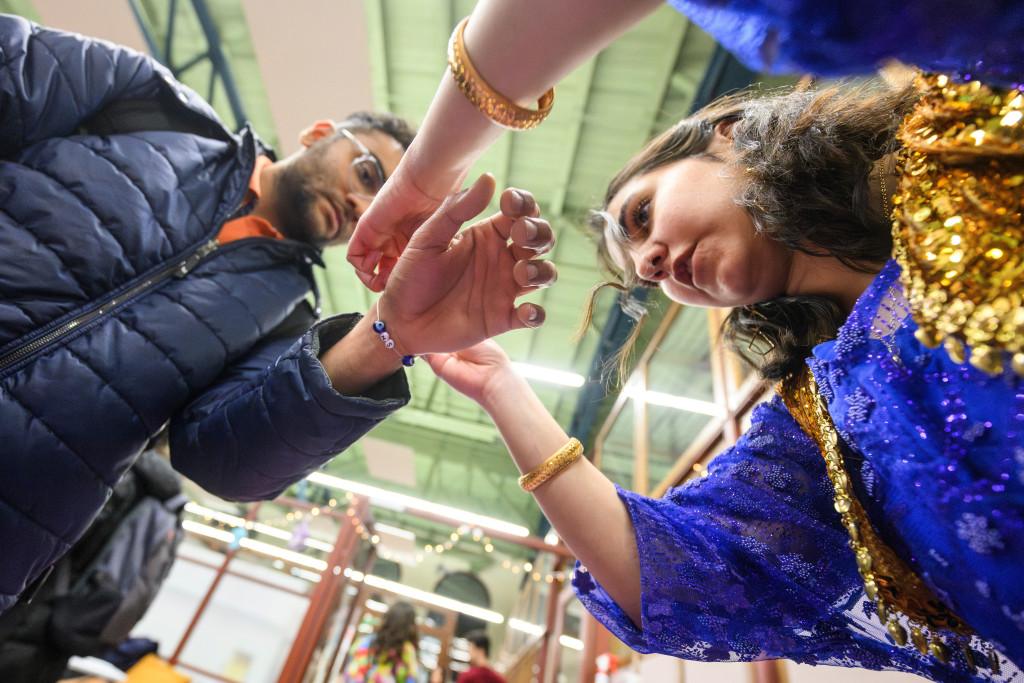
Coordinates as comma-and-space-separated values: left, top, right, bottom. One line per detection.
276, 497, 368, 683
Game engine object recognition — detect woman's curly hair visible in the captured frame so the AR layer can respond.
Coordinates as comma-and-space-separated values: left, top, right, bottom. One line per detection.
587, 79, 921, 382
372, 601, 418, 659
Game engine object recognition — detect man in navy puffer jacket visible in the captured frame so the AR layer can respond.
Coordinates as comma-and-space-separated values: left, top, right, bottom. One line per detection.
0, 15, 557, 613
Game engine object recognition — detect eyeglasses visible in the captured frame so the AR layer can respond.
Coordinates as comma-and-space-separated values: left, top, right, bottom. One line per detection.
337, 127, 386, 200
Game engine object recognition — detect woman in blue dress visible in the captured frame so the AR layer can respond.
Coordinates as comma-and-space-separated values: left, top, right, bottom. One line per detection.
348, 0, 1024, 678
426, 78, 1023, 680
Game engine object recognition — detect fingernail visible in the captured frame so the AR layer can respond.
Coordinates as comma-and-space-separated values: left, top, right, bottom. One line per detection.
511, 189, 527, 212
527, 305, 539, 322
526, 262, 539, 280
524, 218, 539, 242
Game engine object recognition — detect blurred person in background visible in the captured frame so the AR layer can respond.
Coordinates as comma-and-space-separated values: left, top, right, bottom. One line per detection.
456, 630, 505, 683
343, 601, 423, 683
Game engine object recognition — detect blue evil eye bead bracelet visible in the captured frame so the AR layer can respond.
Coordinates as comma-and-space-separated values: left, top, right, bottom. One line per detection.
373, 300, 415, 367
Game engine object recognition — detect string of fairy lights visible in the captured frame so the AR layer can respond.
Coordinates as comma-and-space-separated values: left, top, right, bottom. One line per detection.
183, 493, 570, 585
418, 524, 569, 584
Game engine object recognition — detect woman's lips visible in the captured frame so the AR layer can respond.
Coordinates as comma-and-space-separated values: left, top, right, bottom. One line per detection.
672, 251, 694, 288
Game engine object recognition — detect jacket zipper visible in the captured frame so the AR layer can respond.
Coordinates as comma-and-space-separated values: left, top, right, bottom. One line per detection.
0, 238, 220, 372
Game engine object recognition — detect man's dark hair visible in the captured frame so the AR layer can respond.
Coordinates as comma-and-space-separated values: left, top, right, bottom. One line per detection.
336, 110, 416, 150
464, 629, 490, 657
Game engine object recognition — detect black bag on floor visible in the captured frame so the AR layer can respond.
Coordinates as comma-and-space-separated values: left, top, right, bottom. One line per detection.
0, 448, 187, 683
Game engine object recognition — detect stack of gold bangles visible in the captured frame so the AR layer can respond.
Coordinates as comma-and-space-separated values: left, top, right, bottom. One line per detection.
447, 16, 555, 130
518, 438, 583, 492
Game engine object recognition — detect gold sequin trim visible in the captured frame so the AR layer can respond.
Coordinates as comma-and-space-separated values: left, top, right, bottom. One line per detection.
779, 372, 982, 665
894, 73, 1024, 375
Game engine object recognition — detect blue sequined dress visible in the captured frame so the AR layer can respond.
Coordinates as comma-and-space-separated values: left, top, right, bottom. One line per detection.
574, 262, 1024, 680
666, 0, 1024, 87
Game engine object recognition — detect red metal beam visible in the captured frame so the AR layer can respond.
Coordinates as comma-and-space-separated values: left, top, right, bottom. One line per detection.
169, 502, 262, 666
276, 498, 367, 683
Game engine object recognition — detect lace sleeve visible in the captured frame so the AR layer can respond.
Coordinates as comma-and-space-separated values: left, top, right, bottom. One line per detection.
571, 396, 984, 679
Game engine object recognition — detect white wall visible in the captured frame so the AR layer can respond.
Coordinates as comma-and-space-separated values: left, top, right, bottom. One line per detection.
26, 0, 374, 157
133, 543, 313, 683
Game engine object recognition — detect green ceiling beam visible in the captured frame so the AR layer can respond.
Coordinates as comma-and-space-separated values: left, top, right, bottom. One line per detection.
0, 0, 39, 21
547, 58, 598, 217
382, 407, 500, 444
126, 0, 277, 148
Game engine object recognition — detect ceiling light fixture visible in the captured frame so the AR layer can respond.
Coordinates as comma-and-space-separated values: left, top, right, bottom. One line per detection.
289, 567, 323, 583
183, 520, 233, 543
185, 502, 334, 553
182, 520, 328, 571
342, 570, 504, 624
559, 635, 584, 651
508, 618, 544, 637
511, 362, 585, 388
237, 538, 328, 571
622, 385, 724, 416
364, 599, 389, 613
306, 473, 530, 538
373, 522, 416, 541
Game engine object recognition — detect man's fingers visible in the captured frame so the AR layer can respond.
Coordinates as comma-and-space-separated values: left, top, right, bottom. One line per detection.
513, 259, 557, 289
410, 174, 497, 251
512, 303, 546, 330
348, 248, 392, 292
499, 187, 540, 219
510, 216, 554, 258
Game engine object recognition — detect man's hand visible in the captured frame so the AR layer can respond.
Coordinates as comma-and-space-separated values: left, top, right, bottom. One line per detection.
378, 173, 556, 355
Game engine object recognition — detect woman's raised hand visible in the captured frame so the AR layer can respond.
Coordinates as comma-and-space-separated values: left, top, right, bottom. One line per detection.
377, 173, 556, 356
346, 160, 462, 292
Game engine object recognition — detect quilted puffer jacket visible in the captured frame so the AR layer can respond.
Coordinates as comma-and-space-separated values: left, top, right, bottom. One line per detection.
0, 15, 409, 612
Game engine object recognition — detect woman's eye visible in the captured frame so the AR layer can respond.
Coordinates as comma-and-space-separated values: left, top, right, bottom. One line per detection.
631, 198, 651, 238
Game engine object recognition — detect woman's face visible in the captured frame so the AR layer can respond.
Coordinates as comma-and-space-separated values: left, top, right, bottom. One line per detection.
605, 147, 793, 308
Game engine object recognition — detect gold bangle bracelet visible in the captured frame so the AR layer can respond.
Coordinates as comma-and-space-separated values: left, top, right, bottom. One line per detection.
447, 16, 555, 131
518, 438, 583, 492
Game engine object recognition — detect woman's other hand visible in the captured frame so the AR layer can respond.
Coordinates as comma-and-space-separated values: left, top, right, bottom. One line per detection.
425, 340, 517, 407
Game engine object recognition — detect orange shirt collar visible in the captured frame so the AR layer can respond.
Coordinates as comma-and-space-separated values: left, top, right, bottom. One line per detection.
218, 155, 285, 244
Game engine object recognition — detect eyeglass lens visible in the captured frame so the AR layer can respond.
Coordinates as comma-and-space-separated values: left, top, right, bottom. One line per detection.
350, 157, 385, 198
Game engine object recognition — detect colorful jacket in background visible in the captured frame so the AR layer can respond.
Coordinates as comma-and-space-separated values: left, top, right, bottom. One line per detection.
343, 635, 421, 683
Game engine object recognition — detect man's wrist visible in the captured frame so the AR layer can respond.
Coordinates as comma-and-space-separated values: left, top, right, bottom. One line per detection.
319, 313, 405, 396
370, 298, 418, 367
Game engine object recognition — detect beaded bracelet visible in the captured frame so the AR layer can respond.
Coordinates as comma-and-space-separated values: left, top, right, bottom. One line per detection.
447, 17, 555, 131
518, 438, 583, 492
373, 300, 415, 367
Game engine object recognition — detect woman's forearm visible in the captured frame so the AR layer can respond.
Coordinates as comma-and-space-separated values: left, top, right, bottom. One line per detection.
481, 369, 644, 625
401, 0, 664, 200
464, 0, 664, 104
